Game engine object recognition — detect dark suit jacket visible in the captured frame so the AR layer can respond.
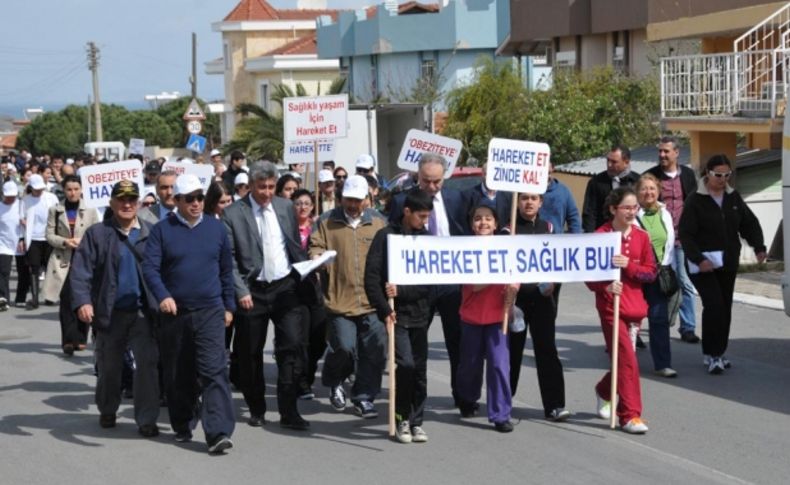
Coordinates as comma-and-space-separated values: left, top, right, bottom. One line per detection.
389, 187, 470, 236
581, 170, 640, 233
463, 183, 512, 229
138, 203, 172, 226
221, 194, 307, 298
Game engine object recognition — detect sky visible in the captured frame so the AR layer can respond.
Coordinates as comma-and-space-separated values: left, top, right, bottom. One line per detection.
0, 0, 369, 116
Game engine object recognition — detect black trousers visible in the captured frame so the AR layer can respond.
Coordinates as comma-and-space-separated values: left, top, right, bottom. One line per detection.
394, 325, 429, 426
26, 240, 51, 277
234, 275, 307, 418
14, 255, 30, 304
58, 275, 87, 347
300, 301, 327, 393
690, 270, 737, 357
510, 290, 566, 415
431, 286, 461, 405
0, 254, 11, 301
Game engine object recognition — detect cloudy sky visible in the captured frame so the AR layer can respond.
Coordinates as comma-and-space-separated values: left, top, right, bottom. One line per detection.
0, 0, 368, 114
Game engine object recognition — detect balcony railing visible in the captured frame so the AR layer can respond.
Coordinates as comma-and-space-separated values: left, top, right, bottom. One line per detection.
661, 49, 790, 119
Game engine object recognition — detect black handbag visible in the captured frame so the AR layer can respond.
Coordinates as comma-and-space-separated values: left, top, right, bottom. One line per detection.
657, 264, 679, 297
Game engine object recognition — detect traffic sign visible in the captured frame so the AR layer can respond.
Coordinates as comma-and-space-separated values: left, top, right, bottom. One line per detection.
185, 133, 207, 153
183, 98, 206, 121
186, 120, 202, 134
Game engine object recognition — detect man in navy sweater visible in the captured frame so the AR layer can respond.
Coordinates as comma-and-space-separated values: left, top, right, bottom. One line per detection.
143, 174, 236, 455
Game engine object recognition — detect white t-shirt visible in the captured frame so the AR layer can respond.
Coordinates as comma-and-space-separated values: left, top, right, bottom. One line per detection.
23, 191, 58, 241
0, 199, 22, 256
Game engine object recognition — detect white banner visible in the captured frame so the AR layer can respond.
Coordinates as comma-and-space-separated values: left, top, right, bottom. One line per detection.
161, 161, 214, 191
284, 140, 337, 164
396, 129, 462, 178
486, 138, 550, 194
283, 94, 348, 142
80, 160, 144, 209
128, 138, 145, 155
387, 233, 621, 285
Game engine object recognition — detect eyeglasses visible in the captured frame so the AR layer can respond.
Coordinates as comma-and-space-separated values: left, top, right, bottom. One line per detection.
709, 171, 732, 179
182, 194, 205, 204
142, 201, 154, 207
335, 175, 347, 180
616, 204, 639, 212
236, 184, 249, 189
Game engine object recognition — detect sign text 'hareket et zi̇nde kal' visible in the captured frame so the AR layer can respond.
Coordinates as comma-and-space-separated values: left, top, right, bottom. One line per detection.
387, 233, 621, 285
396, 129, 462, 179
486, 138, 550, 194
79, 159, 144, 209
283, 95, 348, 142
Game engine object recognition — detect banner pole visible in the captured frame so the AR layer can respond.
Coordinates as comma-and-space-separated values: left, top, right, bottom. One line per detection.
501, 191, 519, 335
609, 291, 621, 430
387, 296, 397, 437
313, 140, 320, 214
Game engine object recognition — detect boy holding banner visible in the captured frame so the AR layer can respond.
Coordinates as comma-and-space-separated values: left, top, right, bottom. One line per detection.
364, 189, 435, 443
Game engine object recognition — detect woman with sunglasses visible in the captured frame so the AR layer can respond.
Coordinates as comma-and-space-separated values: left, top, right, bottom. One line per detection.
678, 155, 765, 375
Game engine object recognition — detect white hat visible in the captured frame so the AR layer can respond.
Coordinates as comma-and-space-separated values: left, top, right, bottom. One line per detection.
174, 174, 204, 196
342, 175, 369, 200
318, 169, 335, 183
288, 171, 302, 181
28, 174, 46, 190
2, 181, 18, 197
234, 172, 249, 186
180, 158, 194, 165
355, 153, 375, 170
65, 158, 75, 165
210, 149, 221, 157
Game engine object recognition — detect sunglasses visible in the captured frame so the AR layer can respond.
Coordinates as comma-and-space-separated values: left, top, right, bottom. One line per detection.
709, 171, 732, 179
181, 194, 205, 203
236, 184, 249, 189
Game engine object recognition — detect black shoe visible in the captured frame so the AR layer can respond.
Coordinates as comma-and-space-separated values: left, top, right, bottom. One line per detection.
494, 420, 514, 433
247, 415, 265, 427
280, 414, 310, 431
123, 388, 133, 399
635, 335, 646, 349
680, 331, 700, 344
99, 414, 116, 428
62, 344, 74, 357
138, 424, 159, 438
459, 401, 477, 418
174, 430, 193, 443
207, 435, 233, 455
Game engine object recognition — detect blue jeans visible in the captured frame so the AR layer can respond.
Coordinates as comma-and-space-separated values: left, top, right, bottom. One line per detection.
644, 281, 672, 370
322, 312, 386, 402
672, 245, 697, 334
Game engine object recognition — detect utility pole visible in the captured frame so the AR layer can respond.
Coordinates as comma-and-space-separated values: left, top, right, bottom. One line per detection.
190, 33, 197, 99
86, 42, 103, 141
86, 95, 92, 141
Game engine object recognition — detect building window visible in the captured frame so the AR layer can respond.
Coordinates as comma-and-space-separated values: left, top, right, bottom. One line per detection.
259, 82, 269, 112
421, 59, 436, 83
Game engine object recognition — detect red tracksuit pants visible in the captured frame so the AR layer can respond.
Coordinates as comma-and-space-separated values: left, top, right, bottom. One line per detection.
595, 309, 643, 426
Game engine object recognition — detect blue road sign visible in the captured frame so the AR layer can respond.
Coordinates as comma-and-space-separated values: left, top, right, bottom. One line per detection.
186, 133, 207, 153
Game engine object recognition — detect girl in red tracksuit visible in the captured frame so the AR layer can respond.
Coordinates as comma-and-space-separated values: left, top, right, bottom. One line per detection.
586, 187, 656, 434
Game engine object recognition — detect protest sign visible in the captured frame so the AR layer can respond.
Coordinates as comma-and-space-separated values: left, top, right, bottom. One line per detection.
486, 138, 550, 194
387, 232, 621, 285
161, 160, 214, 191
79, 160, 144, 209
396, 129, 462, 178
283, 94, 348, 142
129, 138, 145, 156
284, 140, 336, 164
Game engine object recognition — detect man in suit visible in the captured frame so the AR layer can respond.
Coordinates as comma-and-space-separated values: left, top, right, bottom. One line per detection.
581, 144, 640, 233
139, 171, 177, 225
389, 154, 469, 408
222, 161, 310, 430
462, 163, 511, 228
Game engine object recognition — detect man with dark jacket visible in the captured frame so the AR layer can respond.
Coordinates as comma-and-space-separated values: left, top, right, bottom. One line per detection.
69, 180, 160, 437
582, 145, 640, 233
646, 136, 701, 343
222, 151, 247, 194
463, 164, 511, 226
365, 189, 434, 444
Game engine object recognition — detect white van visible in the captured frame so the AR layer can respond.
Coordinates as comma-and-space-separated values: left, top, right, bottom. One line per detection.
84, 141, 126, 162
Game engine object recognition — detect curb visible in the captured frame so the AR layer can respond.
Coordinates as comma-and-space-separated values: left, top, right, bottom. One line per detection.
732, 292, 784, 311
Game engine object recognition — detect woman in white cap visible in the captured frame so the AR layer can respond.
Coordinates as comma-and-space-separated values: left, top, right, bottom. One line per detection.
0, 181, 22, 311
21, 173, 59, 309
233, 172, 250, 201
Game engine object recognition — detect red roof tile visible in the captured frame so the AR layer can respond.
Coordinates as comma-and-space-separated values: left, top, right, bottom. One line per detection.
264, 34, 318, 56
366, 2, 440, 19
223, 0, 338, 22
0, 133, 17, 149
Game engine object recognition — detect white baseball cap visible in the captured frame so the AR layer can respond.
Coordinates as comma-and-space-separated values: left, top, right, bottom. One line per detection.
210, 149, 221, 157
180, 158, 194, 165
234, 172, 249, 186
174, 174, 204, 196
28, 174, 46, 190
355, 154, 375, 170
342, 175, 369, 200
288, 171, 302, 181
2, 181, 18, 197
65, 158, 75, 165
318, 169, 335, 183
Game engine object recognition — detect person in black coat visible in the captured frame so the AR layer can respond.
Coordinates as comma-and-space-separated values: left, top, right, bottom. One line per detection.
678, 155, 766, 374
582, 145, 640, 233
508, 193, 569, 421
365, 189, 435, 443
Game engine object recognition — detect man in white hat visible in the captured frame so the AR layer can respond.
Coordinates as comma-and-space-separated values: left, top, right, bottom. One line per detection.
0, 181, 22, 311
355, 153, 376, 177
21, 173, 59, 308
210, 149, 223, 166
142, 174, 236, 454
318, 169, 336, 214
309, 175, 387, 418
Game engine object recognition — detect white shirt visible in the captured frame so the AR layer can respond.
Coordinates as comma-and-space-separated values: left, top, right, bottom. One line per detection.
254, 202, 291, 282
174, 210, 203, 229
0, 199, 22, 256
22, 191, 58, 241
430, 192, 451, 237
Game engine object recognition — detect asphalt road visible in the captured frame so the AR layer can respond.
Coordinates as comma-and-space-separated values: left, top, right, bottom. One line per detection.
1, 282, 788, 484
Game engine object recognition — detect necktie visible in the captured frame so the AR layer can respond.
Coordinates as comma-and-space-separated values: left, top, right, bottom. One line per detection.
428, 204, 437, 235
260, 207, 275, 282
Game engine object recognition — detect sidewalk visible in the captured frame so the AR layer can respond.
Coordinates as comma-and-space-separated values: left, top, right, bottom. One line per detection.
733, 270, 783, 311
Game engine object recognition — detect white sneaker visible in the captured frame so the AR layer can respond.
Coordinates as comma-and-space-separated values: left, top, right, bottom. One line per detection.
596, 393, 611, 420
708, 357, 725, 375
654, 368, 678, 378
720, 356, 732, 369
703, 354, 711, 366
395, 420, 412, 443
410, 425, 428, 443
622, 417, 648, 434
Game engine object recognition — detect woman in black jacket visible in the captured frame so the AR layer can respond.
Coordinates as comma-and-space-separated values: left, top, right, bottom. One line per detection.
509, 192, 569, 421
678, 155, 766, 375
